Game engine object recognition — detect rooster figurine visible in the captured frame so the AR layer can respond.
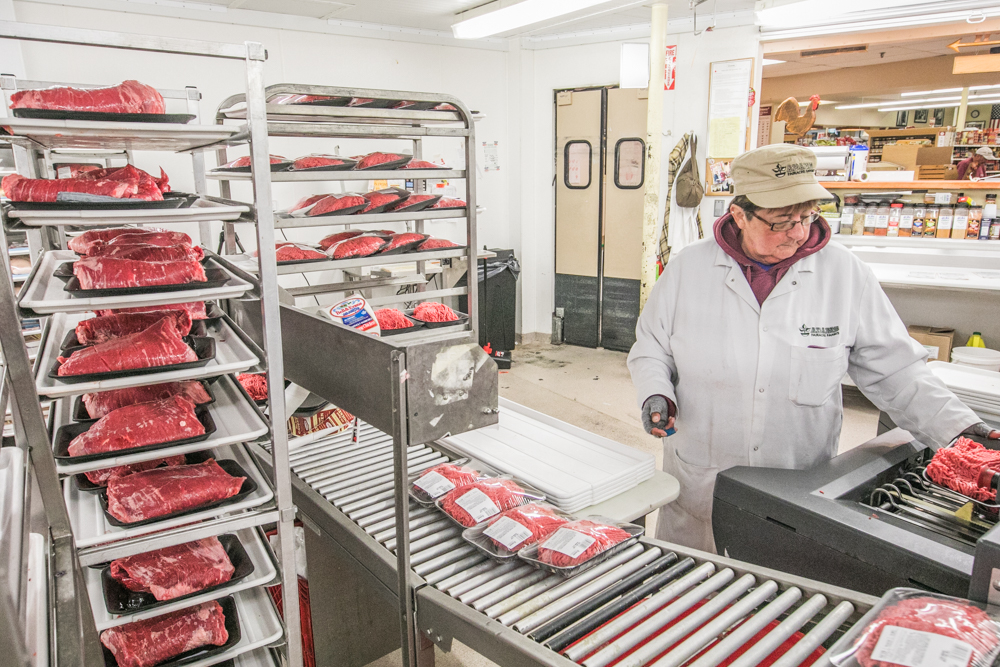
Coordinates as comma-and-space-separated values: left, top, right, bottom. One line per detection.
775, 95, 820, 137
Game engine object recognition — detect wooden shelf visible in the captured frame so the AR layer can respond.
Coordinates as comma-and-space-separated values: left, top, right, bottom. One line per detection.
820, 181, 1000, 190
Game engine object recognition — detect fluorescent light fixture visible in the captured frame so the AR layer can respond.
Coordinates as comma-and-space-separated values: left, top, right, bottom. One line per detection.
877, 102, 961, 112
759, 1, 1000, 39
755, 0, 914, 28
838, 91, 1000, 110
800, 100, 836, 106
762, 58, 786, 65
900, 87, 963, 97
452, 0, 608, 39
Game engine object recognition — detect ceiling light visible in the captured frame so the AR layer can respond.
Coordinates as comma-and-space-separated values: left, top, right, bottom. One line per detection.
876, 96, 1000, 112
799, 100, 836, 106
900, 88, 963, 97
836, 97, 962, 109
762, 58, 785, 65
755, 0, 914, 28
759, 1, 1000, 39
452, 0, 608, 39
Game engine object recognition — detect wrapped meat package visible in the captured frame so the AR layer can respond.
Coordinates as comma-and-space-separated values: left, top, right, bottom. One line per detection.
325, 234, 388, 260
58, 318, 197, 377
96, 301, 208, 320
480, 503, 570, 555
437, 478, 539, 527
73, 256, 206, 290
83, 381, 212, 419
389, 196, 438, 212
307, 194, 366, 217
402, 160, 446, 169
68, 228, 149, 255
380, 233, 428, 253
356, 152, 411, 170
76, 310, 192, 346
413, 301, 459, 323
361, 189, 408, 214
237, 373, 268, 401
292, 154, 355, 170
105, 458, 245, 524
253, 242, 325, 262
417, 238, 461, 251
926, 438, 1000, 501
409, 461, 482, 504
100, 600, 228, 667
218, 154, 288, 169
432, 197, 467, 209
110, 536, 234, 601
11, 80, 164, 114
535, 519, 632, 569
318, 230, 363, 250
289, 194, 327, 214
67, 395, 204, 458
84, 455, 187, 487
829, 589, 1000, 667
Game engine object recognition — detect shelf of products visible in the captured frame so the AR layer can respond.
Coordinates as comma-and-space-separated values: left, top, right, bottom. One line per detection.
821, 181, 1000, 190
0, 26, 301, 667
865, 127, 953, 163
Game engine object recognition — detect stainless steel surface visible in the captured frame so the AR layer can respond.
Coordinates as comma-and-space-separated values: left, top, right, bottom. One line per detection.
274, 207, 470, 229
208, 169, 466, 181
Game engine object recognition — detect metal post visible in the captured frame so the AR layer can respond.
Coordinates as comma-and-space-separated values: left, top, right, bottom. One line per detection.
640, 3, 668, 308
244, 41, 304, 667
463, 108, 479, 338
390, 349, 417, 667
185, 85, 213, 247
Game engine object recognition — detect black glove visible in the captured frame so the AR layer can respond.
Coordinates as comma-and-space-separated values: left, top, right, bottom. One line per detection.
642, 395, 676, 438
963, 422, 1000, 440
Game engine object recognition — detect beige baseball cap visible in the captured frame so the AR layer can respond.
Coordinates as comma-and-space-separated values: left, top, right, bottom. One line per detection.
731, 144, 832, 209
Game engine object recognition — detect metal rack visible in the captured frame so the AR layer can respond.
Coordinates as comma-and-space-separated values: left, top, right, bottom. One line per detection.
0, 21, 301, 667
207, 85, 498, 667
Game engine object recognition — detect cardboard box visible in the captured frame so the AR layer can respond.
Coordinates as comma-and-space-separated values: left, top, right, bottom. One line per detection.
881, 145, 954, 172
916, 164, 959, 180
908, 325, 955, 362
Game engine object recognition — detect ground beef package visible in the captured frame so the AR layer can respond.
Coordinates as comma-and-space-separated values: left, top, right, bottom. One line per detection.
379, 233, 428, 254
409, 461, 483, 505
432, 197, 467, 209
324, 233, 389, 260
926, 438, 1000, 502
437, 478, 543, 528
402, 160, 447, 170
307, 194, 366, 217
463, 502, 570, 559
374, 308, 417, 332
291, 154, 357, 171
417, 238, 461, 251
413, 301, 459, 323
829, 588, 1000, 667
534, 519, 633, 569
355, 152, 411, 170
217, 154, 290, 170
361, 187, 409, 214
318, 230, 363, 250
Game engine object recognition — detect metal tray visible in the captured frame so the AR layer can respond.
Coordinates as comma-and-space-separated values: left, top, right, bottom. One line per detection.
56, 267, 229, 298
49, 337, 216, 382
276, 256, 328, 266
7, 191, 194, 211
54, 406, 216, 463
13, 108, 195, 124
99, 459, 258, 528
101, 534, 254, 614
101, 595, 241, 667
7, 197, 249, 225
61, 318, 213, 350
407, 308, 469, 329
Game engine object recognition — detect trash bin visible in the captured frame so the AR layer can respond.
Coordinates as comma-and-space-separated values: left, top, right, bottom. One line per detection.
458, 248, 519, 369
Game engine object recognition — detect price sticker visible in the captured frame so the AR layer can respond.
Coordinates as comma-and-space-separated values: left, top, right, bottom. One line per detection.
484, 516, 533, 550
543, 528, 597, 559
413, 471, 454, 499
870, 625, 974, 667
454, 488, 500, 523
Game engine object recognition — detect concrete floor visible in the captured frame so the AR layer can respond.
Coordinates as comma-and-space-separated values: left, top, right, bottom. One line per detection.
364, 342, 882, 667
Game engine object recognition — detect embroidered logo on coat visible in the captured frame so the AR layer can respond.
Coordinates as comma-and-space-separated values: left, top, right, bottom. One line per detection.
800, 324, 840, 337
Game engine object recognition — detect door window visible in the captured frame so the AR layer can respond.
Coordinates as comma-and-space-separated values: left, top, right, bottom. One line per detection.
615, 138, 644, 189
564, 141, 592, 189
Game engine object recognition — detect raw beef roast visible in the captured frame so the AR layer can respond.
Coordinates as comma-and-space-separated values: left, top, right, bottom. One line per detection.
106, 458, 245, 524
537, 519, 631, 568
96, 301, 208, 320
401, 160, 445, 169
93, 243, 203, 262
308, 194, 366, 217
433, 103, 457, 111
83, 381, 212, 419
289, 194, 327, 214
926, 438, 1000, 501
57, 318, 197, 376
439, 478, 531, 527
76, 310, 192, 346
84, 456, 187, 487
78, 164, 165, 200
486, 503, 568, 552
854, 597, 1000, 667
380, 233, 427, 253
67, 395, 204, 458
275, 243, 325, 261
68, 227, 148, 254
99, 600, 228, 667
326, 234, 388, 259
318, 230, 363, 250
413, 301, 459, 323
432, 198, 467, 209
374, 308, 414, 331
218, 155, 287, 169
73, 256, 206, 289
2, 173, 133, 202
355, 152, 410, 170
11, 80, 164, 114
292, 155, 353, 170
237, 373, 268, 401
101, 230, 192, 250
417, 238, 460, 251
110, 536, 234, 601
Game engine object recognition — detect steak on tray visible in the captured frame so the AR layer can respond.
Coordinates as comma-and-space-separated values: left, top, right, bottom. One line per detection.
110, 536, 234, 601
96, 301, 208, 320
85, 456, 187, 487
83, 381, 212, 419
67, 395, 204, 458
57, 318, 198, 377
72, 256, 206, 289
105, 458, 245, 524
92, 243, 203, 262
76, 310, 192, 346
68, 228, 148, 255
77, 164, 165, 201
11, 80, 165, 114
97, 230, 193, 252
2, 173, 134, 202
99, 600, 228, 667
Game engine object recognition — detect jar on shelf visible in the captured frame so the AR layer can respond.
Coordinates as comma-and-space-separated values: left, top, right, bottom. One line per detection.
952, 203, 970, 239
900, 204, 915, 237
968, 205, 983, 240
864, 205, 878, 235
874, 202, 891, 237
924, 205, 940, 237
912, 204, 926, 237
937, 205, 955, 238
840, 197, 857, 236
887, 202, 903, 237
852, 205, 867, 235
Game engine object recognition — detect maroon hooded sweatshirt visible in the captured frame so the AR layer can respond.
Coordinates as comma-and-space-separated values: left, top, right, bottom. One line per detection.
713, 212, 831, 305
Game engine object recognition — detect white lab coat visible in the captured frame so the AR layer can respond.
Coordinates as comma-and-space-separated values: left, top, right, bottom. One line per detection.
628, 235, 980, 553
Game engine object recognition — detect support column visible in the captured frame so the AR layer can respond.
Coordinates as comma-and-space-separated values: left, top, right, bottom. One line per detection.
957, 87, 970, 130
640, 3, 667, 308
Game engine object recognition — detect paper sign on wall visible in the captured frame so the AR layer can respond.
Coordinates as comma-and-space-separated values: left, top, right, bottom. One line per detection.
483, 141, 500, 172
707, 58, 754, 158
757, 105, 772, 147
665, 45, 677, 91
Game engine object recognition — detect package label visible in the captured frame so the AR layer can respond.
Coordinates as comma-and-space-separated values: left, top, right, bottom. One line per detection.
922, 345, 940, 360
544, 528, 597, 559
455, 488, 500, 523
869, 625, 973, 667
414, 471, 454, 499
484, 516, 533, 550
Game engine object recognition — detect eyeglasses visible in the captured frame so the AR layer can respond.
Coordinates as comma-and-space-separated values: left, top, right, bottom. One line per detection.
747, 209, 820, 232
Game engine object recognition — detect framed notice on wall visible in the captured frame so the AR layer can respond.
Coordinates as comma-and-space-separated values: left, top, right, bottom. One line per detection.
707, 58, 755, 159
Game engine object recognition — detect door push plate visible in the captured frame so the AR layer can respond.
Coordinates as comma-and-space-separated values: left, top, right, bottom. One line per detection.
557, 91, 573, 106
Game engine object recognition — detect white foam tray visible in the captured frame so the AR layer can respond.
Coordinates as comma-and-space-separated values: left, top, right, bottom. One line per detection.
0, 448, 25, 600
65, 443, 274, 548
53, 374, 268, 476
19, 250, 254, 315
8, 198, 249, 226
88, 527, 278, 630
441, 399, 654, 512
930, 361, 1000, 398
35, 312, 260, 399
232, 648, 280, 667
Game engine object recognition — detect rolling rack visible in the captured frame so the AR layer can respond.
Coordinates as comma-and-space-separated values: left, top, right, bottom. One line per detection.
0, 21, 302, 667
